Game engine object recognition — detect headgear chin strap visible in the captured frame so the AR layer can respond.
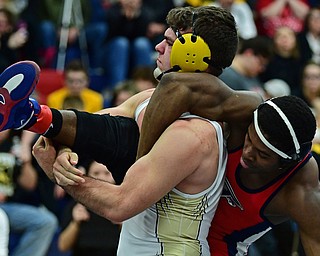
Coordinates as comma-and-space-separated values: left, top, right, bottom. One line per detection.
153, 66, 182, 81
153, 67, 163, 81
253, 100, 301, 160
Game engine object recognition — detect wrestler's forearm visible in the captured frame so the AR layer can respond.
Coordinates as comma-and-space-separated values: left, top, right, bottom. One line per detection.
137, 72, 262, 158
137, 72, 230, 158
62, 177, 124, 223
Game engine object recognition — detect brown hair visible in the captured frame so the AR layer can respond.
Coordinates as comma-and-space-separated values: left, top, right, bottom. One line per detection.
166, 6, 238, 74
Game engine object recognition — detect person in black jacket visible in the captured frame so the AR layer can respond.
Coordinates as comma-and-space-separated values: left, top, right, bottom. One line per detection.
100, 0, 155, 89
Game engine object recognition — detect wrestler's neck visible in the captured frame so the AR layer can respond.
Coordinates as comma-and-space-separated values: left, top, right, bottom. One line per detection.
238, 165, 291, 190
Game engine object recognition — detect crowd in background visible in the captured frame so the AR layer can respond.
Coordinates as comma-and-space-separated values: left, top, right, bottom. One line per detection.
0, 0, 319, 255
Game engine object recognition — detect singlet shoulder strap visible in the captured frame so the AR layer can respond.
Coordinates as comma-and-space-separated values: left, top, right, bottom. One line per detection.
135, 98, 150, 122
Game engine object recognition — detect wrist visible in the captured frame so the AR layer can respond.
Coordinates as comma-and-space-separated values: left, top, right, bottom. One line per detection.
71, 220, 81, 226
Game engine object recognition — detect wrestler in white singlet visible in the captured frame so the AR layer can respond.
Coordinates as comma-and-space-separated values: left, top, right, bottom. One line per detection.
117, 99, 228, 256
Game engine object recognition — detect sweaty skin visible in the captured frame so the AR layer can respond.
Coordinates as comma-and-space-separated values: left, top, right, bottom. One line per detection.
136, 72, 320, 256
34, 73, 228, 255
137, 72, 262, 158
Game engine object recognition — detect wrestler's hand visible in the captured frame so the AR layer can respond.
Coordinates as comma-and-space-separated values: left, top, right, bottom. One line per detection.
52, 149, 85, 186
32, 136, 57, 182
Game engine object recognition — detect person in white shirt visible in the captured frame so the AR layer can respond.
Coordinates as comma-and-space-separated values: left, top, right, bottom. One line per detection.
212, 0, 257, 39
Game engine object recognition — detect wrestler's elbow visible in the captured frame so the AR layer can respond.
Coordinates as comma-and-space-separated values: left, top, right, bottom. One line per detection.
106, 211, 126, 223
105, 197, 138, 223
106, 207, 133, 223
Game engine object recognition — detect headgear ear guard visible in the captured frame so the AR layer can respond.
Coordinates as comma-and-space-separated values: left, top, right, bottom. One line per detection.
170, 33, 211, 72
253, 99, 312, 162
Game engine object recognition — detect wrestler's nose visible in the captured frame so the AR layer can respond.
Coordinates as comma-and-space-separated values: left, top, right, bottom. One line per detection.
243, 144, 255, 162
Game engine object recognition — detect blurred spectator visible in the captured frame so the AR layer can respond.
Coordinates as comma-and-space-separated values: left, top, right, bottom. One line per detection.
212, 0, 258, 39
58, 160, 120, 256
106, 66, 156, 107
0, 0, 40, 63
182, 0, 214, 7
62, 95, 84, 110
100, 0, 155, 90
297, 6, 320, 66
47, 60, 104, 113
38, 0, 107, 70
144, 0, 175, 46
110, 80, 139, 107
89, 0, 109, 24
0, 0, 28, 16
0, 129, 58, 256
299, 61, 320, 108
255, 0, 310, 37
33, 79, 91, 221
259, 26, 302, 96
0, 7, 28, 72
308, 0, 318, 8
131, 66, 157, 91
298, 61, 320, 157
18, 129, 70, 222
219, 36, 273, 98
263, 78, 291, 98
0, 207, 9, 256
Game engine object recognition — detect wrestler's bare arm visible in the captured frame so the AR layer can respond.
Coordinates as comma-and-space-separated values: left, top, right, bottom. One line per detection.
96, 89, 154, 117
295, 190, 320, 256
288, 160, 320, 255
299, 194, 320, 256
137, 72, 262, 158
34, 119, 214, 223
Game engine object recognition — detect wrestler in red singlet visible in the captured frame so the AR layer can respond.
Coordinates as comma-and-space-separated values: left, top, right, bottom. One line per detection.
208, 148, 311, 256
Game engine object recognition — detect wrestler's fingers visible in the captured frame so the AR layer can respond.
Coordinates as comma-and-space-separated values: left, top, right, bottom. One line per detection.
55, 152, 83, 176
57, 150, 79, 166
53, 170, 79, 186
69, 152, 78, 166
53, 163, 85, 183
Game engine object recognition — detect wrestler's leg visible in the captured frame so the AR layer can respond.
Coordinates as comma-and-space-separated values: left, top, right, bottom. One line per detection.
32, 109, 138, 184
0, 60, 75, 146
0, 61, 138, 183
71, 110, 139, 184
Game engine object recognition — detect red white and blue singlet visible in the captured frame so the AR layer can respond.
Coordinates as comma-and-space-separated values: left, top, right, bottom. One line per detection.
207, 147, 311, 256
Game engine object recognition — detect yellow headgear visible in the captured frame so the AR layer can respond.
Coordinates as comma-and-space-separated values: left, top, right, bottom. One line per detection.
170, 33, 211, 72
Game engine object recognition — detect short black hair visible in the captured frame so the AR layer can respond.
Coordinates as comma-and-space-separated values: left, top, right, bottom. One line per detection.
257, 95, 316, 156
